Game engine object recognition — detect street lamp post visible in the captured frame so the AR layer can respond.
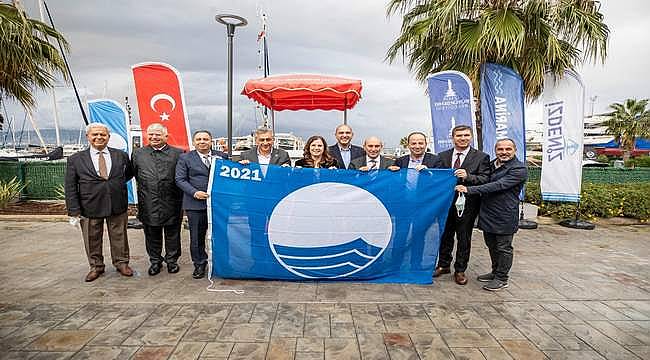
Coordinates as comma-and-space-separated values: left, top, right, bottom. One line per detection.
216, 14, 247, 156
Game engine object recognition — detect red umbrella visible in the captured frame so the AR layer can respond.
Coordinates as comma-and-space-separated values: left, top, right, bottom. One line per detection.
242, 74, 362, 117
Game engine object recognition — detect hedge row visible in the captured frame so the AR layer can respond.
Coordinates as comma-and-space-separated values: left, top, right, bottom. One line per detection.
525, 182, 650, 222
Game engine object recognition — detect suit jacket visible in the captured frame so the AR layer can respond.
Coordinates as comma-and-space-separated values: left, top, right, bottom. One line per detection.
132, 145, 184, 225
175, 149, 228, 211
349, 155, 395, 170
239, 146, 290, 166
394, 152, 439, 169
436, 147, 491, 211
467, 157, 528, 235
65, 147, 133, 218
328, 144, 365, 169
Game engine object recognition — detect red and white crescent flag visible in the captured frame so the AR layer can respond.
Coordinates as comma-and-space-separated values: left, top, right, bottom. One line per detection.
132, 62, 191, 151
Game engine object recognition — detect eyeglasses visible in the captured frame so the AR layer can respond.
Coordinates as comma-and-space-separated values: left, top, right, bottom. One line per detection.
258, 138, 273, 142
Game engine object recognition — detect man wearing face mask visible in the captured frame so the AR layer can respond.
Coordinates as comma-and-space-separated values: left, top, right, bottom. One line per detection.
132, 123, 184, 276
434, 125, 490, 286
456, 138, 527, 291
239, 127, 290, 166
175, 130, 228, 279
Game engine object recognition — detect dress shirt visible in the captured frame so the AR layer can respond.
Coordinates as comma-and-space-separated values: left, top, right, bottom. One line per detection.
198, 151, 212, 168
407, 155, 424, 169
90, 146, 112, 177
366, 156, 380, 170
257, 150, 271, 165
338, 145, 351, 168
452, 147, 470, 168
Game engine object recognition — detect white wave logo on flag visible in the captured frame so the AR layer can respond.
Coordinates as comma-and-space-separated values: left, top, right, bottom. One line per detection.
267, 182, 392, 279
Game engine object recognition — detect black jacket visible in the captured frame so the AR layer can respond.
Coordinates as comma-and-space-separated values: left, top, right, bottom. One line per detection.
328, 144, 365, 169
467, 157, 528, 234
349, 155, 395, 170
132, 145, 184, 225
65, 147, 133, 218
436, 147, 491, 210
394, 152, 439, 169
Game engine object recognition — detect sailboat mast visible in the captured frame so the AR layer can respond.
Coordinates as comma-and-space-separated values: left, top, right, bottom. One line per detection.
256, 8, 271, 128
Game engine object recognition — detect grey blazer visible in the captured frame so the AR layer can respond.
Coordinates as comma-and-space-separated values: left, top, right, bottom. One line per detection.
349, 155, 395, 170
239, 146, 290, 166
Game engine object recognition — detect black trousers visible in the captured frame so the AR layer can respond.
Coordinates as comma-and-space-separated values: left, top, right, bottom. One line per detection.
483, 232, 514, 282
143, 222, 181, 265
186, 210, 208, 266
438, 204, 480, 273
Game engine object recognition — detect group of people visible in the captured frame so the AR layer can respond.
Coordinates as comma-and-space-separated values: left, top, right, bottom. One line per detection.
65, 121, 527, 291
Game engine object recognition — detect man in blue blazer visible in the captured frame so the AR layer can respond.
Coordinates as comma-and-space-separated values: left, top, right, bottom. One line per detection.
394, 132, 439, 170
456, 138, 527, 291
175, 130, 228, 279
328, 124, 365, 169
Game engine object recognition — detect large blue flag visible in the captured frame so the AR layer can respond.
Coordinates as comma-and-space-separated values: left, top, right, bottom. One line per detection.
480, 63, 526, 161
209, 160, 456, 284
88, 99, 136, 203
427, 71, 477, 153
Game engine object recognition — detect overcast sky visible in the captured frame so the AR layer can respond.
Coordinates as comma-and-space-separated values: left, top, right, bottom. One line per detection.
4, 0, 650, 148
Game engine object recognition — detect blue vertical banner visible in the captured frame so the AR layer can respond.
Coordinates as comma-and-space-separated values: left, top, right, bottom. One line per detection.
208, 160, 457, 284
480, 63, 526, 161
88, 99, 137, 204
427, 71, 478, 153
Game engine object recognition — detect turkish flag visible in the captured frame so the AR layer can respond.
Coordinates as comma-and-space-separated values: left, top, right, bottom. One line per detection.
132, 62, 191, 151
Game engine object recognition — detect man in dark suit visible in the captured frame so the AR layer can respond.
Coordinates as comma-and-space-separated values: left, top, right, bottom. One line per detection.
395, 131, 439, 170
132, 123, 184, 276
239, 127, 290, 166
349, 136, 398, 171
456, 138, 527, 291
175, 130, 228, 279
65, 123, 134, 282
434, 125, 490, 285
328, 124, 365, 169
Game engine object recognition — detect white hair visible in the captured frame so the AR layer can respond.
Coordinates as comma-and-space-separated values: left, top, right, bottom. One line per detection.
146, 123, 168, 135
85, 123, 110, 134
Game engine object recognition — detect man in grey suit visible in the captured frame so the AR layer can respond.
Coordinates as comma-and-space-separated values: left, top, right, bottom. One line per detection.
65, 123, 134, 282
328, 124, 365, 169
456, 138, 527, 291
175, 130, 228, 279
349, 136, 399, 171
239, 127, 290, 166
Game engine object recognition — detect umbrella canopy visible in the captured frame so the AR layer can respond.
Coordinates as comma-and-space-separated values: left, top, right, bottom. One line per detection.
241, 74, 362, 111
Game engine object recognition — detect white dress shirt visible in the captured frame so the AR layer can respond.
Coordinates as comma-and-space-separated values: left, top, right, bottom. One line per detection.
90, 146, 112, 177
257, 150, 271, 165
452, 147, 470, 168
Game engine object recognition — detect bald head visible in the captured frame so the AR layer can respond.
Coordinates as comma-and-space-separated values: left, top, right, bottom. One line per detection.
363, 136, 383, 159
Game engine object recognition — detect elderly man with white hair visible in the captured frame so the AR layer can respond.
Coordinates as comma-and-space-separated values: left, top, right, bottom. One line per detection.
132, 123, 184, 276
64, 123, 134, 282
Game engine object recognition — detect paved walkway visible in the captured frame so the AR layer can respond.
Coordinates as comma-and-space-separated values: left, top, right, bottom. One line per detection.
0, 220, 648, 359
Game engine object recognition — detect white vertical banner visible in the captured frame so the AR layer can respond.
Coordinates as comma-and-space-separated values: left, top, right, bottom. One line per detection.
541, 71, 585, 202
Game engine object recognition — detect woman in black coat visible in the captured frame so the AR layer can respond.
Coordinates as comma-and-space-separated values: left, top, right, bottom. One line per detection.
294, 135, 338, 169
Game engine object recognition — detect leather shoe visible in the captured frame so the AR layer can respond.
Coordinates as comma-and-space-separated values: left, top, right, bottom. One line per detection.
116, 263, 134, 277
454, 272, 468, 285
85, 269, 104, 282
148, 263, 162, 276
433, 267, 451, 278
192, 264, 206, 279
167, 263, 180, 274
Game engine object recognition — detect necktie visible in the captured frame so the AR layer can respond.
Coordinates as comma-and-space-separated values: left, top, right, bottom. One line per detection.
369, 159, 377, 170
98, 151, 108, 179
203, 155, 211, 168
453, 153, 462, 169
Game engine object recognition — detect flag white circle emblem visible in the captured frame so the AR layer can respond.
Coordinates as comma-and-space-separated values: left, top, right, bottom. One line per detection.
268, 182, 392, 279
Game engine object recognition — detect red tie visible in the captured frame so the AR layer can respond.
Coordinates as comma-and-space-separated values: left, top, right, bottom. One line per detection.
453, 153, 462, 169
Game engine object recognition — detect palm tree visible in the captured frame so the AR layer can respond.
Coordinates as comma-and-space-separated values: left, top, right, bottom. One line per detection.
386, 0, 609, 102
0, 2, 69, 111
605, 98, 650, 163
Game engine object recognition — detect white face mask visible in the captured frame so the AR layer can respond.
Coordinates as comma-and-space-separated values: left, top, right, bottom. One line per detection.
455, 192, 466, 217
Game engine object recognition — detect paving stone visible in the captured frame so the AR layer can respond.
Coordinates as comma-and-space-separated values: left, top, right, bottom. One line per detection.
451, 347, 487, 360
587, 321, 644, 346
122, 324, 188, 346
480, 346, 514, 360
424, 304, 465, 329
383, 333, 419, 359
297, 337, 324, 353
304, 313, 330, 338
200, 342, 233, 358
514, 323, 563, 350
225, 304, 255, 323
538, 324, 589, 350
132, 345, 174, 360
456, 308, 490, 328
88, 312, 149, 346
295, 352, 324, 360
324, 338, 360, 360
271, 304, 305, 337
217, 322, 272, 342
183, 315, 227, 342
543, 350, 606, 360
249, 303, 277, 323
228, 342, 267, 360
0, 351, 40, 360
141, 304, 182, 327
330, 322, 356, 338
267, 337, 296, 360
627, 345, 650, 359
608, 321, 650, 345
564, 324, 639, 360
27, 329, 97, 352
357, 333, 389, 360
69, 345, 139, 360
584, 302, 631, 321
440, 328, 499, 348
30, 352, 75, 360
500, 340, 547, 360
487, 328, 527, 340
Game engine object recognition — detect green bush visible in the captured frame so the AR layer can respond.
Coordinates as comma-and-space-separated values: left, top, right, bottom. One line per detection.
635, 155, 650, 168
0, 177, 26, 209
526, 182, 650, 221
597, 155, 609, 164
